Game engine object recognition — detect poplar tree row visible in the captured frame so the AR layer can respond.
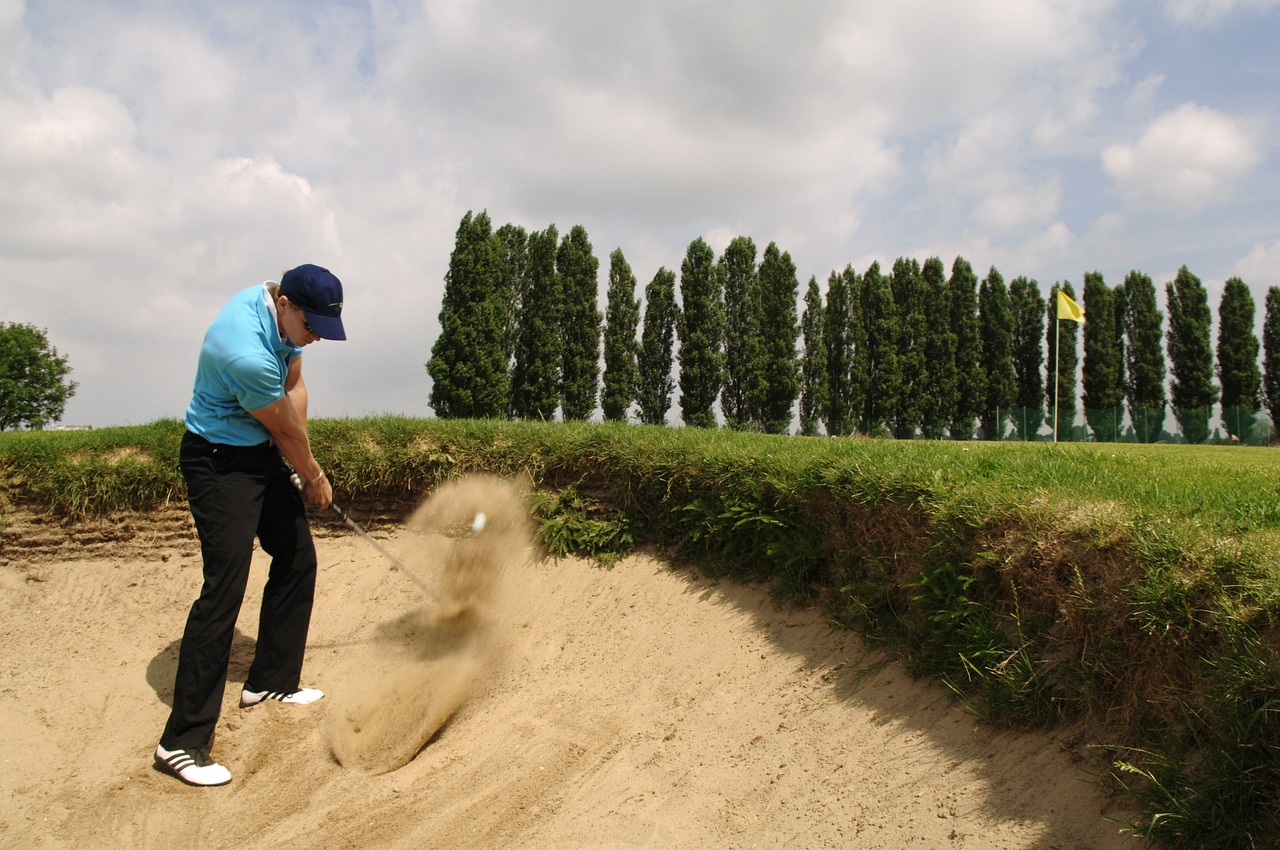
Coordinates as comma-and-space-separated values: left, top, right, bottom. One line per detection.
427, 210, 1278, 443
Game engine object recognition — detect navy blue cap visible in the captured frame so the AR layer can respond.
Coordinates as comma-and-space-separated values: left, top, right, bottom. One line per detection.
280, 264, 346, 340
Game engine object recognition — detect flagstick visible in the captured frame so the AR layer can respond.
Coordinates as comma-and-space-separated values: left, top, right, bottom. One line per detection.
1053, 313, 1061, 443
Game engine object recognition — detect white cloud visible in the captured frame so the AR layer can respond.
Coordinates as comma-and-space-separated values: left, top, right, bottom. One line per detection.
1233, 240, 1280, 288
0, 86, 157, 258
1162, 0, 1280, 26
922, 114, 1063, 235
1036, 221, 1075, 254
0, 0, 25, 84
1130, 73, 1165, 106
924, 113, 1023, 190
826, 0, 1125, 136
974, 178, 1064, 232
1101, 102, 1262, 209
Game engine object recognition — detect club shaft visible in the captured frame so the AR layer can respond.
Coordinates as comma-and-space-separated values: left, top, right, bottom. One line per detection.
292, 474, 434, 597
329, 504, 433, 594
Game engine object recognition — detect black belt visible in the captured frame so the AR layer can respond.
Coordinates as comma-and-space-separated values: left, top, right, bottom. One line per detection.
184, 430, 275, 453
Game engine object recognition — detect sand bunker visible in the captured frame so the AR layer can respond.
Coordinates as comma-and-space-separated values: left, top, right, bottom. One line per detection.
326, 475, 533, 773
0, 479, 1138, 849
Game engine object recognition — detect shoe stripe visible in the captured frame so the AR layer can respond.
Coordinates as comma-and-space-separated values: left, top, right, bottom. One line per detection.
163, 752, 195, 771
243, 690, 295, 702
242, 688, 321, 706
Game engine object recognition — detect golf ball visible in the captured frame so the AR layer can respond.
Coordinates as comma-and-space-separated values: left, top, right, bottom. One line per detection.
471, 512, 487, 533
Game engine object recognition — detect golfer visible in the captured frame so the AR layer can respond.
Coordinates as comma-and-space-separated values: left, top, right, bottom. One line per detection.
154, 264, 346, 786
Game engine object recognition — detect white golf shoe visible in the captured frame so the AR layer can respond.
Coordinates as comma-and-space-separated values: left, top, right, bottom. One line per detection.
239, 686, 325, 708
154, 744, 232, 787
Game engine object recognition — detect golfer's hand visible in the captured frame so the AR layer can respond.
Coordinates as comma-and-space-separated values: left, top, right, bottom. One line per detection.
305, 473, 334, 511
291, 471, 334, 511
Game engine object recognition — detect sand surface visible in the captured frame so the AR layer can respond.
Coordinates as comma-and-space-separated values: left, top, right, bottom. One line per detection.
0, 483, 1138, 849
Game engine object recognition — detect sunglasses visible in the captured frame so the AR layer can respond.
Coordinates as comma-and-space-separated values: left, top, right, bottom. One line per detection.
292, 303, 316, 336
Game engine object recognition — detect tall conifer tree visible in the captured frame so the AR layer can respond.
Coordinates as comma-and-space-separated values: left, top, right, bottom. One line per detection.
428, 210, 508, 418
509, 225, 562, 421
799, 276, 827, 437
557, 225, 601, 421
677, 237, 724, 428
890, 258, 926, 439
1263, 287, 1280, 441
720, 237, 763, 430
636, 268, 678, 426
601, 249, 641, 422
1114, 286, 1129, 434
1082, 272, 1124, 441
757, 243, 801, 434
920, 257, 956, 439
1122, 271, 1166, 442
493, 223, 528, 369
846, 267, 869, 431
1008, 276, 1045, 440
1216, 276, 1261, 441
857, 261, 899, 435
823, 267, 855, 436
1166, 266, 1218, 444
949, 257, 984, 439
978, 266, 1016, 440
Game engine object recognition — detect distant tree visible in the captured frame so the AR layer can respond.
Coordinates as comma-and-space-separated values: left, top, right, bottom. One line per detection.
977, 267, 1016, 440
601, 248, 641, 423
720, 236, 764, 430
0, 323, 77, 430
493, 223, 528, 367
1114, 284, 1129, 433
677, 237, 724, 428
1166, 265, 1218, 444
557, 225, 601, 421
636, 267, 678, 426
823, 267, 856, 436
1121, 271, 1166, 443
949, 257, 984, 439
428, 210, 509, 418
846, 267, 869, 432
1264, 287, 1280, 442
1045, 281, 1081, 441
919, 257, 956, 439
799, 276, 827, 437
757, 242, 801, 434
1007, 276, 1045, 440
1217, 276, 1261, 441
890, 258, 926, 439
854, 261, 898, 435
509, 224, 562, 421
1081, 272, 1124, 441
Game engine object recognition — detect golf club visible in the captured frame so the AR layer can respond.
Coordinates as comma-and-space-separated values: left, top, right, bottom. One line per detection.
290, 473, 435, 598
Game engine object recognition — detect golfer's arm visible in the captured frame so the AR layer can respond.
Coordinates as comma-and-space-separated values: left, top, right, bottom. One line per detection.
252, 359, 317, 479
250, 394, 322, 483
284, 358, 309, 433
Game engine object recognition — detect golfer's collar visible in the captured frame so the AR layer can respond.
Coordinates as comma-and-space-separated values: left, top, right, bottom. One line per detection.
261, 281, 297, 353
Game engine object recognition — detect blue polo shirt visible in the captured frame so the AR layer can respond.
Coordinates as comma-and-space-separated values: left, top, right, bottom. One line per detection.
184, 284, 302, 446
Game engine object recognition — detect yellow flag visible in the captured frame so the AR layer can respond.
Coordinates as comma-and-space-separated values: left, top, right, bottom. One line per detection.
1057, 289, 1084, 322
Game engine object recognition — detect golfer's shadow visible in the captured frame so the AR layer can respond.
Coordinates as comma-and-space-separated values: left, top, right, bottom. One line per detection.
146, 629, 258, 707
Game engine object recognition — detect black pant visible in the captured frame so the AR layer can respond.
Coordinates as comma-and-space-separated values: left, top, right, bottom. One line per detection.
160, 430, 317, 750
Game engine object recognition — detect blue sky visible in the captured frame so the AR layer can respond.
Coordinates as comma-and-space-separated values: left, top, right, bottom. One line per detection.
1, 0, 1277, 427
